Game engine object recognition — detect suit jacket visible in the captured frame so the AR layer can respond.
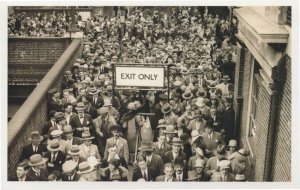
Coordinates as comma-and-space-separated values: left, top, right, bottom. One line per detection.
9, 176, 29, 181
44, 150, 66, 173
70, 113, 94, 137
102, 168, 127, 181
86, 106, 98, 119
19, 143, 47, 162
206, 114, 223, 132
204, 156, 219, 176
202, 131, 225, 152
78, 144, 100, 161
147, 153, 165, 178
188, 156, 208, 171
173, 167, 189, 181
155, 175, 179, 182
153, 103, 164, 129
187, 119, 206, 134
104, 137, 129, 163
221, 106, 235, 142
93, 115, 117, 139
132, 166, 156, 181
162, 150, 187, 164
211, 172, 235, 182
153, 142, 172, 158
42, 120, 56, 136
98, 66, 109, 75
87, 95, 104, 109
48, 99, 63, 113
101, 156, 128, 169
61, 173, 81, 181
26, 168, 49, 181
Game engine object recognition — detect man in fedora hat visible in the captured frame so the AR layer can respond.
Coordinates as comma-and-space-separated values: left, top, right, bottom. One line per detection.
49, 112, 66, 133
221, 98, 235, 143
202, 121, 225, 155
153, 131, 172, 158
62, 125, 82, 151
104, 85, 121, 110
182, 90, 194, 107
104, 125, 129, 163
45, 139, 66, 173
20, 131, 47, 162
138, 141, 164, 178
61, 160, 80, 181
173, 156, 188, 181
77, 161, 98, 181
87, 87, 104, 109
103, 99, 120, 121
47, 87, 63, 113
78, 131, 101, 161
205, 144, 227, 176
162, 103, 178, 126
228, 148, 250, 175
195, 97, 210, 117
70, 102, 94, 138
94, 106, 117, 157
187, 159, 210, 181
83, 100, 98, 119
26, 154, 49, 181
187, 113, 207, 135
50, 129, 68, 153
162, 137, 187, 164
164, 125, 178, 145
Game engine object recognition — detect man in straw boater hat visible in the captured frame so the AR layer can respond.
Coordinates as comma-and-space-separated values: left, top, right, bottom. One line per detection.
120, 102, 144, 164
211, 159, 235, 182
70, 102, 94, 138
44, 139, 66, 173
162, 137, 187, 164
26, 154, 49, 181
61, 160, 80, 181
94, 106, 117, 157
161, 103, 178, 126
216, 74, 231, 97
182, 90, 194, 107
65, 145, 85, 166
19, 130, 48, 162
77, 161, 98, 181
138, 141, 164, 179
104, 125, 129, 163
78, 131, 101, 161
205, 144, 227, 177
186, 159, 210, 181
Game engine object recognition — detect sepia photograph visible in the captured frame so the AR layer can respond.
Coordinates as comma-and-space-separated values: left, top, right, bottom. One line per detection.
2, 1, 299, 189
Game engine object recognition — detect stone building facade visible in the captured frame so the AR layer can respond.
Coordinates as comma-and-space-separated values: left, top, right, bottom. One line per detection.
233, 6, 291, 181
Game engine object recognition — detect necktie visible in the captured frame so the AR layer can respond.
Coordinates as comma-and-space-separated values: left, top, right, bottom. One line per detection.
94, 97, 97, 104
52, 153, 56, 162
35, 146, 38, 152
36, 172, 40, 177
69, 176, 72, 181
178, 175, 181, 181
143, 171, 147, 181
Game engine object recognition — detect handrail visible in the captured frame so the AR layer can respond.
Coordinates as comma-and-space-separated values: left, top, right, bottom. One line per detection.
7, 39, 81, 147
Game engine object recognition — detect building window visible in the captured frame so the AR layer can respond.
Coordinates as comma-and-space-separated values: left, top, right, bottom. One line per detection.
249, 61, 262, 138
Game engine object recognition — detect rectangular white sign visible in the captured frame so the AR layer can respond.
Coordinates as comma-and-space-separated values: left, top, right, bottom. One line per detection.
115, 66, 165, 88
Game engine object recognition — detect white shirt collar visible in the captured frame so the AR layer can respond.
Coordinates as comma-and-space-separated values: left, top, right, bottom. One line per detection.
176, 172, 183, 181
146, 154, 153, 162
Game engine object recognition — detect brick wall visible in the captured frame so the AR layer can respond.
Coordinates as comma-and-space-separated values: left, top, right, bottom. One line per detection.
271, 56, 291, 181
8, 38, 70, 85
254, 76, 272, 181
7, 39, 82, 179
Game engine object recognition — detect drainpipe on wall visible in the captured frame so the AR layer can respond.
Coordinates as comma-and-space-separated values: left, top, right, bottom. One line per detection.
264, 54, 286, 181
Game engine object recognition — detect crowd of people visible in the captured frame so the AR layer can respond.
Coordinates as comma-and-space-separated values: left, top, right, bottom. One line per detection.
11, 7, 248, 182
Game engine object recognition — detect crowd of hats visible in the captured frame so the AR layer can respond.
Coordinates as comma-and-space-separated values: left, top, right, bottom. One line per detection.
12, 7, 247, 182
